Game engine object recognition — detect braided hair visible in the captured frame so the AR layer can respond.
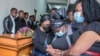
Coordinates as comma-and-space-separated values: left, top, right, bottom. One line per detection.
74, 0, 100, 23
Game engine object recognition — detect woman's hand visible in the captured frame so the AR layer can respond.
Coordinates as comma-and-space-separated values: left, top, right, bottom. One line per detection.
46, 45, 56, 56
46, 48, 56, 56
55, 49, 62, 56
47, 45, 53, 49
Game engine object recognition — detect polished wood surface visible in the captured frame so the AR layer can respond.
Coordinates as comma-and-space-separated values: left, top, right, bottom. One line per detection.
0, 34, 33, 56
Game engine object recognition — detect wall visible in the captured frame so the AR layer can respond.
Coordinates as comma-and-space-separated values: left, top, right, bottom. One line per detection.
0, 0, 46, 34
47, 0, 67, 4
97, 0, 100, 3
47, 0, 77, 4
70, 0, 77, 4
70, 0, 100, 4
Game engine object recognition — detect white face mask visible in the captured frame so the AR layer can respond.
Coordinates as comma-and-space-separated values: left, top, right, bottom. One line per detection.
74, 12, 85, 23
55, 30, 65, 37
55, 26, 66, 37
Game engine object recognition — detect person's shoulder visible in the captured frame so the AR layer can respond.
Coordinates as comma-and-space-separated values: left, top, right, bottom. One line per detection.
80, 21, 100, 34
33, 27, 41, 38
15, 17, 19, 20
4, 15, 10, 19
86, 21, 100, 30
34, 26, 40, 33
3, 15, 11, 22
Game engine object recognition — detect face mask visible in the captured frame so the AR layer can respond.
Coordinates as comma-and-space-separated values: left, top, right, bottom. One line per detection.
74, 12, 85, 23
55, 30, 65, 37
43, 26, 51, 33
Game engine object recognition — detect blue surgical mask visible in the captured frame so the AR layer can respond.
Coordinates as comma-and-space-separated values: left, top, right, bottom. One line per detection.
74, 12, 85, 23
55, 30, 65, 37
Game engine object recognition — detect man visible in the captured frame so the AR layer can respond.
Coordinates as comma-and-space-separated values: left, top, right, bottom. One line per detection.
28, 15, 36, 30
24, 12, 29, 26
15, 10, 26, 33
3, 8, 18, 34
50, 8, 57, 15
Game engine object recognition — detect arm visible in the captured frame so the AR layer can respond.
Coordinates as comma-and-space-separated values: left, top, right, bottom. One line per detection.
3, 18, 11, 34
27, 21, 30, 28
65, 31, 100, 56
33, 32, 47, 53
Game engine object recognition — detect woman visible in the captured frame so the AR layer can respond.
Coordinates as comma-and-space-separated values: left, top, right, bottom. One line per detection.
67, 4, 74, 23
51, 19, 73, 56
64, 0, 100, 56
46, 8, 73, 56
33, 14, 55, 56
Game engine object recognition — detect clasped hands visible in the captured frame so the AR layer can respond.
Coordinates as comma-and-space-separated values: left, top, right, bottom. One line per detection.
46, 45, 65, 56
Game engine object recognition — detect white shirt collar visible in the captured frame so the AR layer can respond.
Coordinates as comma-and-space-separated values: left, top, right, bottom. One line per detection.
10, 15, 15, 20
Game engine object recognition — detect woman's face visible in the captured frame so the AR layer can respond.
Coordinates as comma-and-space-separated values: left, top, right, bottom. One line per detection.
75, 2, 83, 15
75, 3, 82, 12
41, 20, 51, 33
42, 20, 51, 27
74, 2, 85, 23
68, 11, 73, 22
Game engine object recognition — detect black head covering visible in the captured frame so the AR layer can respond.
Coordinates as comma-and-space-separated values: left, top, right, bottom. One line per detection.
51, 20, 66, 30
51, 8, 67, 30
51, 8, 67, 21
40, 14, 51, 25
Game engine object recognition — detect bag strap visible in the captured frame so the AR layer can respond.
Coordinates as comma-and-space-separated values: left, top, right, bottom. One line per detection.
66, 25, 73, 48
66, 35, 71, 48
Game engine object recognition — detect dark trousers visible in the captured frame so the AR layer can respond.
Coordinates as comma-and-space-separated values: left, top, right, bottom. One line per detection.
32, 50, 50, 56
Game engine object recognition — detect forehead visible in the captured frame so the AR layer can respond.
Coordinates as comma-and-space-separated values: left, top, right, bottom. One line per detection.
42, 20, 50, 24
68, 11, 73, 15
75, 2, 82, 11
11, 10, 17, 13
19, 12, 24, 15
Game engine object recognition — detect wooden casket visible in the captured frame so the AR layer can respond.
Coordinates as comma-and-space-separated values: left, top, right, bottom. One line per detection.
0, 34, 33, 56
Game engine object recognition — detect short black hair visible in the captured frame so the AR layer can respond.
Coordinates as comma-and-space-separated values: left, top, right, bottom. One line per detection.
18, 10, 24, 13
24, 12, 29, 15
29, 15, 35, 18
51, 8, 57, 11
74, 0, 100, 23
67, 4, 74, 14
50, 8, 57, 12
10, 8, 17, 12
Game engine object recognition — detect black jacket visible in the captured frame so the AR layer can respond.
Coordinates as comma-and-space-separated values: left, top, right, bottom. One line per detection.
33, 27, 54, 53
27, 21, 35, 30
3, 15, 14, 34
15, 17, 26, 32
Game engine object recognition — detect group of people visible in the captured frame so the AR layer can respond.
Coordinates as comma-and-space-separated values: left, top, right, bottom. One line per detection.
33, 0, 100, 56
3, 8, 36, 34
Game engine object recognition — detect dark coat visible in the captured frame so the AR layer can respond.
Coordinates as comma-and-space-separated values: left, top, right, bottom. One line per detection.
3, 15, 14, 34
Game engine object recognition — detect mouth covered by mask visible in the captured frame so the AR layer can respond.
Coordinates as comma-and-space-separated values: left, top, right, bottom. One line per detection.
43, 26, 51, 33
55, 30, 65, 37
55, 26, 66, 37
74, 12, 85, 23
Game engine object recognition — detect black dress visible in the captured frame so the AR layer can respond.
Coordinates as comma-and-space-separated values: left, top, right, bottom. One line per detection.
71, 21, 100, 54
52, 25, 73, 50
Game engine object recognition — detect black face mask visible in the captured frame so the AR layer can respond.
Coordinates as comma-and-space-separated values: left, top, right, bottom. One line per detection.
43, 26, 51, 33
